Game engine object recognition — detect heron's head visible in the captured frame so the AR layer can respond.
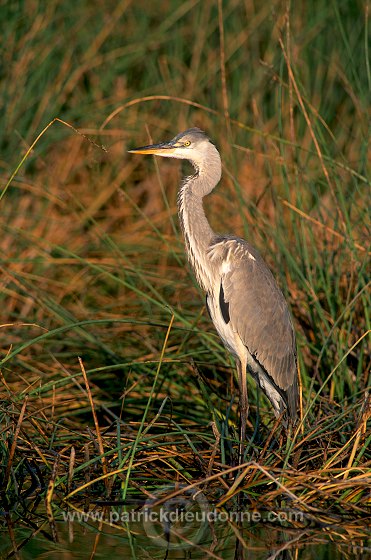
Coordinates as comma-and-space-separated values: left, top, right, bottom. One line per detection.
129, 128, 218, 170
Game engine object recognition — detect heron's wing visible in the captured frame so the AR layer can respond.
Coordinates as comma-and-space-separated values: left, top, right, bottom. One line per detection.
209, 237, 297, 401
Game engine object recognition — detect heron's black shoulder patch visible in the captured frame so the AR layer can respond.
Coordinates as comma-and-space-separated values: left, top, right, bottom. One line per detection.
219, 283, 230, 324
205, 294, 212, 319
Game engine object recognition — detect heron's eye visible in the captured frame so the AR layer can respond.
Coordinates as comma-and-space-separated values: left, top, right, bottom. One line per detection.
183, 141, 191, 147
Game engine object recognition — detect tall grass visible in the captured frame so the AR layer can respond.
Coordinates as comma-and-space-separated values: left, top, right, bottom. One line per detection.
0, 0, 370, 550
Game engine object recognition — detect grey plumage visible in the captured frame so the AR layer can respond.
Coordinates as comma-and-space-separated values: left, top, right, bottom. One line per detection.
129, 128, 298, 450
208, 235, 297, 419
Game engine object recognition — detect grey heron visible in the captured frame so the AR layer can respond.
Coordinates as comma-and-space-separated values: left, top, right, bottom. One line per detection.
129, 128, 298, 457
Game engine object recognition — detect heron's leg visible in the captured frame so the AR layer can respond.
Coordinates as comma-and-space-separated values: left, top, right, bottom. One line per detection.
251, 385, 260, 445
237, 357, 248, 464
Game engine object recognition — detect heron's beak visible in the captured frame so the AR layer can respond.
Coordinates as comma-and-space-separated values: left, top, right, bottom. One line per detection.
128, 140, 176, 156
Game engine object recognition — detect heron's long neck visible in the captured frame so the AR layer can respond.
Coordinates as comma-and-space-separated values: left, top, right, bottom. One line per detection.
177, 167, 220, 292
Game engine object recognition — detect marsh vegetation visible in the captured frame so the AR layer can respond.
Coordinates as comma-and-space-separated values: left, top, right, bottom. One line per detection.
0, 1, 370, 558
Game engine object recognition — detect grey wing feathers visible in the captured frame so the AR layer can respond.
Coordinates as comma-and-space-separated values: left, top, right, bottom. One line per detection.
210, 236, 298, 418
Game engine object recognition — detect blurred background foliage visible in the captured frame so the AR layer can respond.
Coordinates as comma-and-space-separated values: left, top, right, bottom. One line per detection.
0, 0, 369, 425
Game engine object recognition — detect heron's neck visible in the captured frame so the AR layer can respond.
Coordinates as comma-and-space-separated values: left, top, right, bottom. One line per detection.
177, 160, 221, 292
